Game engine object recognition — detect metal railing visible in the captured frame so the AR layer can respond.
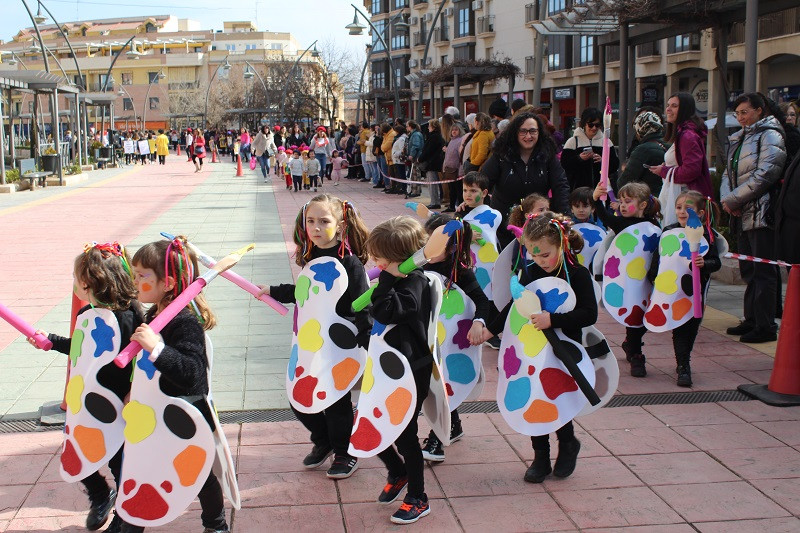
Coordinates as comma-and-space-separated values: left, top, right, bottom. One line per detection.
728, 7, 800, 44
435, 27, 449, 43
636, 41, 660, 57
477, 15, 495, 34
525, 56, 536, 76
525, 2, 538, 23
413, 31, 426, 47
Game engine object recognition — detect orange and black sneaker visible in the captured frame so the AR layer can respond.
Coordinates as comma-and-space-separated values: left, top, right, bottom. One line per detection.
390, 493, 430, 524
377, 474, 408, 504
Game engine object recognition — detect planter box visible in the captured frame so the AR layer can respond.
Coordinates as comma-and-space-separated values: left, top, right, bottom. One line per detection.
40, 154, 58, 173
99, 147, 113, 159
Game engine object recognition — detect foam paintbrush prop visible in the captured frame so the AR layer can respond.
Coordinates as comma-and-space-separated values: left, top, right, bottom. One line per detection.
114, 243, 255, 368
685, 207, 705, 319
160, 232, 288, 316
353, 219, 463, 312
468, 223, 487, 246
510, 277, 600, 405
405, 202, 436, 218
0, 300, 52, 350
507, 224, 524, 240
599, 96, 612, 202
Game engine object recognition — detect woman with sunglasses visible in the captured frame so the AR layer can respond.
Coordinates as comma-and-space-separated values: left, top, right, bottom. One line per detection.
561, 107, 619, 191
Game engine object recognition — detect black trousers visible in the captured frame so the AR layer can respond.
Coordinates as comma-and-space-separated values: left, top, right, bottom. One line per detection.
309, 175, 319, 188
531, 420, 575, 451
625, 326, 647, 353
81, 448, 123, 501
739, 228, 778, 330
377, 364, 431, 499
158, 155, 166, 165
291, 392, 354, 456
673, 317, 702, 367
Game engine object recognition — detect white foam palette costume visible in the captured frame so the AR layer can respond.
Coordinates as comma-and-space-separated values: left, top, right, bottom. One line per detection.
644, 227, 710, 333
491, 240, 529, 312
61, 308, 126, 482
497, 277, 595, 436
463, 205, 502, 300
287, 256, 367, 413
601, 222, 662, 327
574, 223, 608, 271
349, 274, 449, 457
428, 272, 484, 410
115, 336, 240, 527
576, 324, 619, 417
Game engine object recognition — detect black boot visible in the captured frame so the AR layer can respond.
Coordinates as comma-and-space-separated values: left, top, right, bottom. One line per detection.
676, 364, 692, 387
553, 438, 581, 478
621, 340, 632, 362
629, 353, 647, 377
524, 449, 551, 483
86, 488, 116, 531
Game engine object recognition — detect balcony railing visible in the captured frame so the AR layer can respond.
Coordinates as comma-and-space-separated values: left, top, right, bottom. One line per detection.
525, 3, 538, 23
435, 27, 449, 43
477, 15, 495, 35
413, 31, 426, 47
525, 56, 535, 76
728, 7, 800, 44
413, 0, 427, 5
607, 45, 620, 62
636, 41, 660, 58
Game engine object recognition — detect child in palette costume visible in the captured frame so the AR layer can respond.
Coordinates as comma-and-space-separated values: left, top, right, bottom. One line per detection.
593, 181, 663, 378
118, 238, 239, 533
29, 243, 142, 532
645, 191, 723, 387
351, 216, 445, 525
263, 194, 371, 479
487, 213, 598, 484
570, 186, 608, 270
420, 214, 490, 462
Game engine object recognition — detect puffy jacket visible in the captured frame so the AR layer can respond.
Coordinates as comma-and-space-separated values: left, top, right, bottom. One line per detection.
252, 132, 268, 156
364, 134, 377, 162
616, 132, 670, 195
407, 130, 424, 160
391, 133, 407, 164
659, 120, 713, 197
382, 130, 397, 164
720, 115, 786, 231
470, 129, 495, 168
561, 126, 619, 190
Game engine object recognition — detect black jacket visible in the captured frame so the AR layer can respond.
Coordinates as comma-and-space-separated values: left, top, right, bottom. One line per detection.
593, 199, 660, 235
418, 131, 445, 172
616, 133, 670, 196
149, 307, 209, 398
776, 151, 800, 263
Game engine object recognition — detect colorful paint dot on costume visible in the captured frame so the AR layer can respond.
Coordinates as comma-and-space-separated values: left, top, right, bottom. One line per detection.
74, 425, 106, 463
643, 232, 660, 253
329, 323, 357, 349
475, 267, 491, 289
84, 392, 117, 424
61, 439, 82, 476
452, 319, 472, 349
137, 352, 158, 380
604, 256, 621, 278
579, 227, 603, 246
576, 253, 586, 265
672, 298, 693, 320
350, 416, 381, 452
90, 317, 115, 357
317, 391, 327, 400
604, 283, 625, 308
445, 353, 476, 384
173, 445, 207, 487
478, 242, 499, 263
523, 399, 559, 423
509, 304, 529, 336
292, 375, 319, 408
287, 344, 299, 381
473, 209, 498, 228
442, 220, 463, 236
616, 233, 639, 256
69, 329, 85, 367
536, 288, 569, 313
361, 357, 375, 393
528, 365, 535, 375
626, 257, 647, 280
385, 387, 413, 425
122, 400, 157, 444
312, 286, 320, 294
309, 261, 341, 291
654, 270, 678, 295
297, 319, 324, 352
519, 324, 548, 357
440, 289, 465, 319
660, 234, 681, 256
65, 375, 85, 415
504, 377, 532, 411
121, 483, 169, 521
540, 367, 579, 400
294, 276, 312, 306
437, 321, 446, 346
379, 351, 405, 379
503, 345, 521, 379
82, 319, 89, 327
624, 305, 646, 327
331, 357, 361, 391
645, 305, 667, 327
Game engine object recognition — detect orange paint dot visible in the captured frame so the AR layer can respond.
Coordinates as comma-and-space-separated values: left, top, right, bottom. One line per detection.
74, 425, 106, 463
523, 399, 559, 423
672, 298, 692, 321
141, 283, 152, 292
385, 387, 413, 426
331, 357, 361, 391
172, 445, 207, 487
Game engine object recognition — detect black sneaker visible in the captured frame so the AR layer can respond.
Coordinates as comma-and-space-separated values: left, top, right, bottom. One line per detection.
484, 336, 501, 350
373, 183, 383, 188
326, 454, 358, 479
740, 328, 777, 343
390, 493, 430, 524
676, 365, 692, 387
87, 488, 116, 531
202, 527, 230, 533
421, 433, 444, 462
629, 353, 647, 378
450, 419, 464, 443
378, 474, 408, 504
726, 322, 754, 336
302, 444, 333, 469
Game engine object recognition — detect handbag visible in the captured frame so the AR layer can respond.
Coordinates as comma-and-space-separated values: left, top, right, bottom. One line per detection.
194, 145, 205, 155
658, 167, 681, 226
249, 157, 257, 170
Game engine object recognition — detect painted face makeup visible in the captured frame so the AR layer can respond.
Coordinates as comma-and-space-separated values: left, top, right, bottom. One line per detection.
305, 202, 341, 249
133, 266, 167, 305
462, 184, 485, 207
526, 238, 562, 273
619, 196, 644, 218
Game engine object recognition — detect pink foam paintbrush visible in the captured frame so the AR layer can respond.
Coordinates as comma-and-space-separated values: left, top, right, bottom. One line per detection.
599, 96, 612, 202
685, 207, 705, 318
160, 232, 287, 316
114, 243, 255, 368
0, 300, 52, 350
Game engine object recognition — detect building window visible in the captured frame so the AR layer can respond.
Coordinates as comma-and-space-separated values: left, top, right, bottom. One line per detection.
73, 74, 86, 88
394, 0, 409, 8
226, 44, 235, 51
372, 20, 386, 52
371, 0, 385, 15
548, 0, 566, 15
579, 36, 594, 66
391, 28, 408, 49
271, 43, 282, 50
547, 35, 569, 71
100, 74, 113, 90
145, 22, 157, 33
456, 4, 471, 37
485, 46, 493, 60
149, 97, 159, 110
669, 33, 700, 53
123, 98, 133, 111
454, 43, 475, 61
441, 54, 448, 65
148, 72, 160, 84
245, 44, 256, 50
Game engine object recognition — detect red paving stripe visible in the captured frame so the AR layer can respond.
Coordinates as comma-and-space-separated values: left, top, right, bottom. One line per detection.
0, 160, 211, 351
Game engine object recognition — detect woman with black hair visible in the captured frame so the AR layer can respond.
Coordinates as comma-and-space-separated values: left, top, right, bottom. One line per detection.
480, 112, 571, 248
561, 107, 619, 190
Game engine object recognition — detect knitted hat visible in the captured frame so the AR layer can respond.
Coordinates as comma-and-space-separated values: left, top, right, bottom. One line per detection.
316, 126, 327, 132
277, 146, 285, 151
488, 97, 509, 118
633, 111, 663, 139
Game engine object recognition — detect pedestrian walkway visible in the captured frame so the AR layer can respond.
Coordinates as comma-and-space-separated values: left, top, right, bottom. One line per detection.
0, 158, 797, 531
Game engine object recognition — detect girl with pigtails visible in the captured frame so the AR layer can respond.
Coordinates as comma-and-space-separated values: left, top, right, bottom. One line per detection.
258, 194, 372, 480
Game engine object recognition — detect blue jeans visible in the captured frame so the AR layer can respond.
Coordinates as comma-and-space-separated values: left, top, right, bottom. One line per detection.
365, 161, 377, 184
257, 154, 270, 177
376, 155, 388, 187
315, 153, 327, 179
240, 144, 250, 162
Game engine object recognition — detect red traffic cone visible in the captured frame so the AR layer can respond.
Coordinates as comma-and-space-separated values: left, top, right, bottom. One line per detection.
176, 144, 181, 156
235, 155, 244, 177
739, 264, 800, 406
212, 150, 219, 163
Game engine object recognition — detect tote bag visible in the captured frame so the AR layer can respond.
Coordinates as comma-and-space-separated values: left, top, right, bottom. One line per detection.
658, 167, 681, 226
249, 157, 257, 170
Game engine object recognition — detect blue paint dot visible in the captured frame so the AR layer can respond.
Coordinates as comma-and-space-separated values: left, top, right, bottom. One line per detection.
91, 317, 116, 358
309, 261, 341, 291
504, 377, 531, 411
473, 209, 498, 228
442, 219, 463, 236
475, 267, 491, 289
445, 353, 476, 385
536, 288, 569, 313
371, 320, 387, 336
288, 344, 299, 381
509, 276, 525, 300
643, 232, 660, 253
137, 352, 157, 380
579, 227, 603, 247
605, 283, 624, 308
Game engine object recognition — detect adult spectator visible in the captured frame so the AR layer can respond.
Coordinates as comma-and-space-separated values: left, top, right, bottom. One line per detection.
344, 125, 359, 179
469, 112, 495, 171
648, 92, 713, 197
310, 126, 333, 180
364, 124, 379, 187
418, 119, 446, 208
286, 124, 305, 148
155, 128, 169, 165
511, 98, 527, 116
381, 123, 398, 193
252, 126, 272, 181
356, 121, 371, 181
406, 121, 425, 197
273, 125, 284, 149
170, 129, 179, 151
441, 113, 455, 144
720, 92, 787, 343
444, 106, 461, 122
390, 125, 408, 195
561, 107, 619, 190
776, 149, 800, 264
239, 128, 251, 163
372, 124, 386, 189
772, 101, 800, 163
617, 111, 669, 195
488, 96, 510, 120
779, 102, 798, 131
443, 123, 465, 212
481, 111, 570, 248
460, 113, 477, 176
191, 128, 206, 172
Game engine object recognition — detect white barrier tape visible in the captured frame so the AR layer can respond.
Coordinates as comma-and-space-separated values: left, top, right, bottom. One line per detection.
724, 252, 794, 268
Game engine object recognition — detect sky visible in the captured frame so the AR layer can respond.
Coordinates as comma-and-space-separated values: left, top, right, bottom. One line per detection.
3, 0, 371, 62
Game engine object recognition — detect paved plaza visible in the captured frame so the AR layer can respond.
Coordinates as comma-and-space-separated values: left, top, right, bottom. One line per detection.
0, 157, 798, 532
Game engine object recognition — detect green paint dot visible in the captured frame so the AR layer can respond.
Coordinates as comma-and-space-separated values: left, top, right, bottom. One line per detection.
69, 329, 84, 367
82, 319, 88, 327
509, 303, 528, 335
679, 233, 685, 239
660, 234, 681, 257
634, 229, 640, 235
532, 246, 541, 254
616, 233, 639, 256
440, 289, 465, 319
295, 276, 311, 307
312, 286, 320, 294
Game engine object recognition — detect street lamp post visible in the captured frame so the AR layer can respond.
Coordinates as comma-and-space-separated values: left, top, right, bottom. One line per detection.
203, 55, 231, 128
117, 84, 140, 130
355, 44, 373, 125
141, 69, 166, 130
244, 60, 271, 123
278, 41, 318, 125
417, 1, 448, 121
